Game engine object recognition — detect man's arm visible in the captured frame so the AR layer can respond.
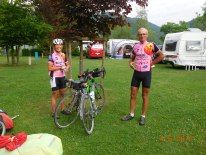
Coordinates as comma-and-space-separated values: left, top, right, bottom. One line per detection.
129, 55, 135, 69
151, 50, 164, 66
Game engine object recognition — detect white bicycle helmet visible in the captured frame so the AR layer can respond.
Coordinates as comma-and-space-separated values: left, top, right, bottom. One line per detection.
53, 38, 63, 45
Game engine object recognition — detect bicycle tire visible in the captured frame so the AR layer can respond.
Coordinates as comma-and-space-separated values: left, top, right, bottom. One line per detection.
81, 94, 94, 135
0, 121, 6, 135
54, 88, 79, 128
94, 83, 105, 113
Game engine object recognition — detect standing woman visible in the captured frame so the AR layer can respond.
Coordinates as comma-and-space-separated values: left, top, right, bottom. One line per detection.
48, 38, 70, 117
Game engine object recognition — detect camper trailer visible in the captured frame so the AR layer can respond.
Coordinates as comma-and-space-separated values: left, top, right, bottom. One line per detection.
162, 30, 206, 67
107, 39, 138, 58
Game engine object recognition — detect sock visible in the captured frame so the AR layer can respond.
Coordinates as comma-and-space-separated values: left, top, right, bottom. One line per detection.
141, 115, 145, 118
130, 113, 134, 117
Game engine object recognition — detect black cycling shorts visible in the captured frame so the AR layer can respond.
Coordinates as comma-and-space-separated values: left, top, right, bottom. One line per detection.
50, 77, 66, 91
131, 71, 151, 88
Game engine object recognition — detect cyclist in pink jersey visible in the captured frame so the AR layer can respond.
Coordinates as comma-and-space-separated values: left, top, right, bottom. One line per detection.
48, 38, 70, 117
121, 28, 164, 125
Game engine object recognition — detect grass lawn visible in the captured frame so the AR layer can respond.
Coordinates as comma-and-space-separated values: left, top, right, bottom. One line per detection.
0, 56, 206, 155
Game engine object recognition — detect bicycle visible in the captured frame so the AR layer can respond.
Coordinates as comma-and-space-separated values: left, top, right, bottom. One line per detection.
0, 114, 19, 136
0, 116, 6, 136
54, 67, 105, 134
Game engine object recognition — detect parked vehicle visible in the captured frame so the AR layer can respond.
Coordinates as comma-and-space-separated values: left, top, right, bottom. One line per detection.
87, 43, 104, 58
157, 45, 163, 50
106, 39, 138, 58
162, 29, 206, 67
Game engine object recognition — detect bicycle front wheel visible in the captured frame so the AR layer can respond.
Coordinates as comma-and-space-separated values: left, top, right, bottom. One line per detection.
0, 121, 6, 135
54, 89, 79, 128
94, 83, 105, 113
81, 94, 94, 135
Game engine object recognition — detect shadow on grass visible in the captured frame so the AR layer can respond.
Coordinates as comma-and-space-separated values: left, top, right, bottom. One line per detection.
0, 63, 39, 68
157, 63, 183, 70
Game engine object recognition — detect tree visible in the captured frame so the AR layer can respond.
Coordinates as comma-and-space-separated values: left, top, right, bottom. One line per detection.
0, 0, 52, 64
160, 21, 189, 41
193, 2, 206, 31
27, 0, 148, 40
28, 0, 148, 73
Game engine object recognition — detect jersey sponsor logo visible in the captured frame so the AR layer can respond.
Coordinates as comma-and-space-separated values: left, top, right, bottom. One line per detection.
136, 54, 145, 57
143, 65, 148, 69
144, 43, 154, 55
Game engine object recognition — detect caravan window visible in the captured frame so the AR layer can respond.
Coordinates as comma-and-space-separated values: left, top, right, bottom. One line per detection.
165, 40, 177, 51
186, 41, 201, 51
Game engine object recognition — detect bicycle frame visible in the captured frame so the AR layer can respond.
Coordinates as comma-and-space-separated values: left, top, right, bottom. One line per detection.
80, 68, 105, 115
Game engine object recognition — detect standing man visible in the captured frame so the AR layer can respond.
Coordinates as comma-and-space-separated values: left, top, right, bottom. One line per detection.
48, 38, 70, 117
121, 28, 164, 125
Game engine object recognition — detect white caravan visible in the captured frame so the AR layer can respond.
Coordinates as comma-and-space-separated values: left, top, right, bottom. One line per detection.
162, 30, 206, 67
107, 39, 138, 58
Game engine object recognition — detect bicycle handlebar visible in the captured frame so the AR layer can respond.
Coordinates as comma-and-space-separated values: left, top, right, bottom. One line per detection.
65, 67, 106, 90
78, 67, 106, 80
66, 79, 87, 90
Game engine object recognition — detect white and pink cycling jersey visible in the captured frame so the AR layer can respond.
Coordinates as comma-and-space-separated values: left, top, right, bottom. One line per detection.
132, 41, 159, 72
48, 51, 67, 77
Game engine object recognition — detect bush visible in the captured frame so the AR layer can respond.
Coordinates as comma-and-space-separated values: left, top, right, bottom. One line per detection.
22, 49, 30, 56
72, 47, 80, 56
22, 48, 42, 56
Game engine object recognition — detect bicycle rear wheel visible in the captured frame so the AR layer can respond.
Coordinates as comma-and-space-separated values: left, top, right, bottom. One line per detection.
94, 83, 105, 113
54, 89, 79, 128
81, 94, 94, 135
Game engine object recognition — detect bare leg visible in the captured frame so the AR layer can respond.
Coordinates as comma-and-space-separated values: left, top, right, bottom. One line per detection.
141, 87, 150, 116
51, 90, 59, 113
59, 88, 66, 110
59, 88, 66, 97
121, 86, 139, 121
130, 86, 139, 114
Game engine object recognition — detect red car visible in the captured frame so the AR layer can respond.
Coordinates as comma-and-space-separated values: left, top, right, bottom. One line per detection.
87, 43, 104, 58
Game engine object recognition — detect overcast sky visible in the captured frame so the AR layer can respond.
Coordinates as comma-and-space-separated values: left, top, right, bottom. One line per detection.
128, 0, 206, 26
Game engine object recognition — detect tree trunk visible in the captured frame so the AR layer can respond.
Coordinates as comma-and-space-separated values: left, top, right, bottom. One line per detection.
102, 40, 106, 68
66, 41, 72, 79
16, 46, 20, 65
100, 40, 106, 85
79, 40, 83, 75
6, 46, 10, 65
11, 46, 15, 65
50, 44, 52, 54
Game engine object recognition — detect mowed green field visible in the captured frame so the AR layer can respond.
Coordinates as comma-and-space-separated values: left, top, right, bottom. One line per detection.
0, 56, 206, 155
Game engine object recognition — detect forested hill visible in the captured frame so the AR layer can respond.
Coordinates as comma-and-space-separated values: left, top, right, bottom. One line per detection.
127, 17, 160, 32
